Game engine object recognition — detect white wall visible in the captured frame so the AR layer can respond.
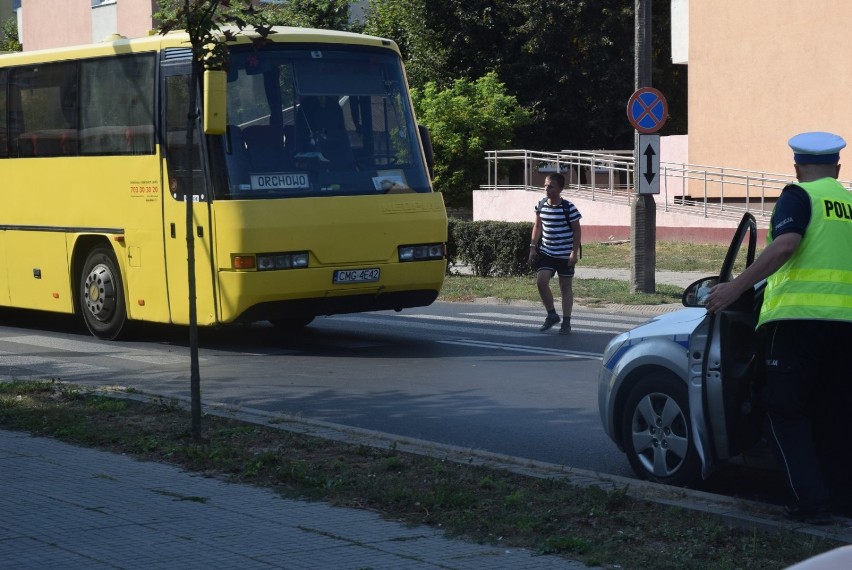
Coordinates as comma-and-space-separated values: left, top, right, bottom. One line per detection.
472, 136, 767, 244
91, 1, 117, 43
670, 0, 688, 65
473, 187, 751, 243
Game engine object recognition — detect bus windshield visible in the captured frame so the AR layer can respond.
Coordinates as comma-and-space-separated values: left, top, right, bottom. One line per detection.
218, 44, 430, 199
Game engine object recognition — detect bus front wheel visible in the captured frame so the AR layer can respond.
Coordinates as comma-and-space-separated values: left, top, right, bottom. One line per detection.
80, 247, 127, 340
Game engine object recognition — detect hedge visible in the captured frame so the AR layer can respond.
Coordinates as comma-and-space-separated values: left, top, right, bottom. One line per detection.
447, 218, 535, 277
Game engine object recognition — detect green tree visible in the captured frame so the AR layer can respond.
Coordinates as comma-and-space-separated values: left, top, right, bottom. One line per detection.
363, 0, 446, 89
0, 17, 22, 52
412, 72, 531, 207
157, 0, 351, 36
156, 1, 273, 71
156, 0, 270, 441
364, 0, 686, 151
261, 0, 351, 30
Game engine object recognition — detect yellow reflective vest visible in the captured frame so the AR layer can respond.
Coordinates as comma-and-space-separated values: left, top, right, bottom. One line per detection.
758, 177, 852, 326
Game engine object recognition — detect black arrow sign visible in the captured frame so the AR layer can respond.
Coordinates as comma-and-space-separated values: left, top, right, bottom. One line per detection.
643, 144, 657, 184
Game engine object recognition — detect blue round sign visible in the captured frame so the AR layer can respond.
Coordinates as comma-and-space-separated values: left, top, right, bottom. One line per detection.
627, 87, 668, 134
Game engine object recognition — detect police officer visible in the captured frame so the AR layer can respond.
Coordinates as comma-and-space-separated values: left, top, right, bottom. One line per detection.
706, 131, 852, 524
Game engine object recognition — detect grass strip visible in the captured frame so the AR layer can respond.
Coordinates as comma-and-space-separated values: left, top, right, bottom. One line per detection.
0, 380, 839, 570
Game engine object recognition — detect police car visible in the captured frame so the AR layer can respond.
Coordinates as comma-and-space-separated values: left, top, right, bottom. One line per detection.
598, 213, 770, 486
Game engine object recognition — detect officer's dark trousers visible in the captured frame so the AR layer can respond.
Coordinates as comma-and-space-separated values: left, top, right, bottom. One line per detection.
761, 320, 852, 514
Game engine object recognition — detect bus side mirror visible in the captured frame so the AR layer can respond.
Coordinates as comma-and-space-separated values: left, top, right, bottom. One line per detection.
418, 124, 434, 179
203, 70, 227, 135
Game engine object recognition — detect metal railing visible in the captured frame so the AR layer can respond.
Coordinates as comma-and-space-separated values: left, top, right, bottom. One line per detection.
483, 149, 852, 225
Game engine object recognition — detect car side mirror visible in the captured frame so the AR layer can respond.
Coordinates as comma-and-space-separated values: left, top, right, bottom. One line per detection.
682, 276, 718, 307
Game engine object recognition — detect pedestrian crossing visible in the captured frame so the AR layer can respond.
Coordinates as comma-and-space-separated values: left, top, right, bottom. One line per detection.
0, 350, 109, 381
391, 307, 653, 335
438, 338, 604, 359
0, 307, 657, 380
0, 335, 191, 382
2, 335, 190, 365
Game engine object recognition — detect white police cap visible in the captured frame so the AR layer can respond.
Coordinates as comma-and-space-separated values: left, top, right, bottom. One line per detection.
788, 131, 846, 164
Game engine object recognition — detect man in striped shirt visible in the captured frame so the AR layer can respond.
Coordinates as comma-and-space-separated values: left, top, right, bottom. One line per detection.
528, 173, 583, 334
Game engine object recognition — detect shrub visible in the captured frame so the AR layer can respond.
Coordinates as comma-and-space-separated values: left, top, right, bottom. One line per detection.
447, 218, 534, 277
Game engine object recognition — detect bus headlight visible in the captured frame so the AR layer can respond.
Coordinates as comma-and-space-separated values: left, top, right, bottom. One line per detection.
398, 243, 445, 262
236, 252, 309, 271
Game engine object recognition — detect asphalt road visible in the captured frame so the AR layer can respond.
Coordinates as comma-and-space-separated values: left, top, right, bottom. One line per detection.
0, 291, 794, 504
0, 300, 652, 477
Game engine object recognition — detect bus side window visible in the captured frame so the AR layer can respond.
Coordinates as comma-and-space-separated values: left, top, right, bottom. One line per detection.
80, 54, 155, 156
7, 84, 24, 158
11, 61, 79, 158
0, 69, 6, 158
164, 74, 204, 200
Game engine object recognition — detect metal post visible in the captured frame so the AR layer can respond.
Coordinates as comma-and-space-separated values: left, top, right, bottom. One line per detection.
746, 175, 750, 212
630, 0, 655, 294
494, 152, 498, 189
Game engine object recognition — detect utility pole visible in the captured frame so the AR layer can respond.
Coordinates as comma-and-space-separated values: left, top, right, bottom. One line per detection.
631, 0, 656, 293
185, 56, 202, 442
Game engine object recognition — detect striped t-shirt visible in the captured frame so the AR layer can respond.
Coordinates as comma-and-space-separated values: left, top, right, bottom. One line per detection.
535, 199, 582, 259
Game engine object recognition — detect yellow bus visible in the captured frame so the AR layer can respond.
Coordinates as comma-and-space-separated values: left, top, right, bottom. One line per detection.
0, 27, 447, 339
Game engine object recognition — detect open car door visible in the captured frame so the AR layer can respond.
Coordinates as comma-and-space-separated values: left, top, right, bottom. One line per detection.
686, 213, 762, 478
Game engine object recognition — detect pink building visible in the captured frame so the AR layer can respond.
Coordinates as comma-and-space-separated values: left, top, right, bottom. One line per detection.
16, 1, 367, 51
19, 0, 156, 50
674, 0, 852, 196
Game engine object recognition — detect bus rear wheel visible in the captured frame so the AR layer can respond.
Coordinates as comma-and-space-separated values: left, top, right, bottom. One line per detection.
80, 247, 127, 340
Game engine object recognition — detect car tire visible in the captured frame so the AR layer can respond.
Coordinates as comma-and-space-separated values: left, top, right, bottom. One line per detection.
621, 371, 701, 486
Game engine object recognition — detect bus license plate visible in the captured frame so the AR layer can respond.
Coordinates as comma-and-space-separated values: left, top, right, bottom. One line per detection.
333, 268, 380, 284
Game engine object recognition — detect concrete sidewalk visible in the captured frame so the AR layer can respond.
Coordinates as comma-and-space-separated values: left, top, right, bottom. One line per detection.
3, 393, 852, 569
577, 267, 706, 289
451, 264, 708, 290
0, 430, 589, 570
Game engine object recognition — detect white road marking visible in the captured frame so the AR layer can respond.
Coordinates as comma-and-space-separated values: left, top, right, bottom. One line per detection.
438, 339, 602, 359
394, 313, 633, 333
0, 335, 190, 365
0, 351, 109, 379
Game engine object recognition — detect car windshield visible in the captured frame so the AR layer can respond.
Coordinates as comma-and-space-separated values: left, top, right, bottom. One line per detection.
216, 44, 430, 199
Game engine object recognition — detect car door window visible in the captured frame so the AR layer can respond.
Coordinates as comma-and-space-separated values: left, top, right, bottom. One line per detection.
689, 213, 761, 475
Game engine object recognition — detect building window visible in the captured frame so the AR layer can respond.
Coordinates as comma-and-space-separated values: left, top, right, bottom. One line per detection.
92, 0, 117, 7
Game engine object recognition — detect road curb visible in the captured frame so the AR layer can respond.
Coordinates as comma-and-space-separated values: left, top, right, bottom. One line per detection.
102, 387, 852, 544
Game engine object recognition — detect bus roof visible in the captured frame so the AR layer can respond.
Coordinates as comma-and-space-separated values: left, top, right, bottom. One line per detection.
0, 26, 400, 67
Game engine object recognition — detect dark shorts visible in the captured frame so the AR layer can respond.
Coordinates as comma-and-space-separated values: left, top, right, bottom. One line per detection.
536, 252, 575, 278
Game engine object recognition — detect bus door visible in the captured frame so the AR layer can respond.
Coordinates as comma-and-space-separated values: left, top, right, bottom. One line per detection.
160, 55, 218, 326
